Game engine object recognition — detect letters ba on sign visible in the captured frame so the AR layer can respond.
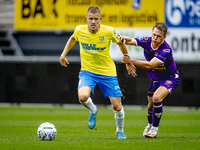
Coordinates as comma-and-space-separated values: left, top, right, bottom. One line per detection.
14, 0, 164, 30
165, 0, 200, 28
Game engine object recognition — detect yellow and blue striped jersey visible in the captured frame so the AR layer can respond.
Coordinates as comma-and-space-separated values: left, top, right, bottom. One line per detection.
74, 24, 119, 76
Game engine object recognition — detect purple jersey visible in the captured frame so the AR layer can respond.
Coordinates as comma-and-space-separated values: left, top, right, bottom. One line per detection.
135, 37, 180, 80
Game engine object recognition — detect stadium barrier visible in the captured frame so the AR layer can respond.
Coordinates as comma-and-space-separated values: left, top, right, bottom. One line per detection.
0, 62, 200, 107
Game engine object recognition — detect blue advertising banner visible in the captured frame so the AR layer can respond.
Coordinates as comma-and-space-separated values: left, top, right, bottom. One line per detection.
165, 0, 200, 27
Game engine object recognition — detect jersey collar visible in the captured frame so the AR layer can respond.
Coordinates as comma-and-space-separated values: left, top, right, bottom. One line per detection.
151, 40, 165, 51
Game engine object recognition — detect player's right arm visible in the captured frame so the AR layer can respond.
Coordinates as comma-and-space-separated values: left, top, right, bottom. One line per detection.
119, 35, 137, 46
60, 34, 77, 67
117, 41, 137, 77
122, 54, 163, 69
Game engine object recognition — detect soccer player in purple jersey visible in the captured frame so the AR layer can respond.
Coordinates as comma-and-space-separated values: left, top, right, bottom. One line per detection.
120, 22, 180, 138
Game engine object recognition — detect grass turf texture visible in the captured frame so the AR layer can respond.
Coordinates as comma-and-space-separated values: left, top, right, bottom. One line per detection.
0, 106, 200, 150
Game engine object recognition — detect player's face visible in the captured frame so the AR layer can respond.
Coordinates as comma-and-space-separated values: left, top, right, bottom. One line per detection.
151, 28, 166, 48
86, 12, 101, 34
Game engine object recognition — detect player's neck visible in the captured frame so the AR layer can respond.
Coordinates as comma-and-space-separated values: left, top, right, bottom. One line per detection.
151, 40, 164, 50
88, 25, 100, 34
152, 43, 160, 50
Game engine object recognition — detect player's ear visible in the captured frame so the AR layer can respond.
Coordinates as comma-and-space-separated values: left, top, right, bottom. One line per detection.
100, 17, 102, 21
85, 17, 87, 21
164, 35, 166, 39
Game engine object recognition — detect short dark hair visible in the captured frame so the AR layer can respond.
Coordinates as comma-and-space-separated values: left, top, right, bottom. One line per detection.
153, 22, 168, 36
87, 6, 101, 16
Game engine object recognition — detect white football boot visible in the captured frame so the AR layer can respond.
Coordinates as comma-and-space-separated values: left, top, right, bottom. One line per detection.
144, 127, 158, 138
142, 125, 151, 137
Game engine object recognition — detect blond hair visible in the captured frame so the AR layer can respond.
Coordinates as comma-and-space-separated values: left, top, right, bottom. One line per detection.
87, 6, 101, 16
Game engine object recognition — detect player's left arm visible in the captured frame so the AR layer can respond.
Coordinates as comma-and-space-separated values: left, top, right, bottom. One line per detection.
113, 29, 136, 76
122, 55, 163, 69
117, 42, 137, 77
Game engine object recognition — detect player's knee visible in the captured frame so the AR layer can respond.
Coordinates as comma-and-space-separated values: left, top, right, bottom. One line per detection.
78, 94, 89, 103
152, 94, 161, 102
112, 104, 122, 111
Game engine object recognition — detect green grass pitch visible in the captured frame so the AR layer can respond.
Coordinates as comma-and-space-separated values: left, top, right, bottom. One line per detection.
0, 105, 200, 150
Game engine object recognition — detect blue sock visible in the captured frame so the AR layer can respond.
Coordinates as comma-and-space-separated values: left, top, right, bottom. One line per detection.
152, 102, 163, 127
147, 109, 152, 124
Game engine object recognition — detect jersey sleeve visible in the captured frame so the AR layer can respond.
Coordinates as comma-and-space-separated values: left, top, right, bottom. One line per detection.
135, 37, 149, 48
73, 25, 81, 41
111, 28, 119, 44
156, 48, 171, 62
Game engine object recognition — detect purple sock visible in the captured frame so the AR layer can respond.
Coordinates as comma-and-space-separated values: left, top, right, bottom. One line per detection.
152, 102, 163, 127
147, 109, 152, 124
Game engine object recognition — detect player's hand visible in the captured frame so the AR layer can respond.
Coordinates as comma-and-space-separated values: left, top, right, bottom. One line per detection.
60, 55, 69, 67
126, 63, 137, 77
117, 33, 127, 44
118, 34, 128, 44
121, 54, 131, 63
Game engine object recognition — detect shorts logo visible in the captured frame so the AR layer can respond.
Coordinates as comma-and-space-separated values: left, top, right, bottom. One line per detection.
175, 74, 179, 78
115, 86, 120, 90
164, 80, 172, 87
166, 80, 172, 84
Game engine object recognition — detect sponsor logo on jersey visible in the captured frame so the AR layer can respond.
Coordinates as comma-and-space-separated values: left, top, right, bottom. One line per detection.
81, 42, 106, 51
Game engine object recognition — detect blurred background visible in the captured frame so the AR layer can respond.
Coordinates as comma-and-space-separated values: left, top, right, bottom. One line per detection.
0, 0, 200, 107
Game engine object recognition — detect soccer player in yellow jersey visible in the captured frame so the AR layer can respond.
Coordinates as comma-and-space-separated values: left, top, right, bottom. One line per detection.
60, 6, 136, 139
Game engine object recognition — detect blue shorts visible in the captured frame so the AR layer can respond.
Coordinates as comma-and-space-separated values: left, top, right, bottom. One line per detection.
78, 70, 123, 98
148, 78, 180, 97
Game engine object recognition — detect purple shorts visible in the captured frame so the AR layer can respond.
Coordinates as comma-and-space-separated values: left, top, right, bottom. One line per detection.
148, 78, 180, 97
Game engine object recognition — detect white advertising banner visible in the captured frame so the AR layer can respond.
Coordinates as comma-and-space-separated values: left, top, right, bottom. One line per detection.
110, 28, 200, 62
165, 28, 200, 62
